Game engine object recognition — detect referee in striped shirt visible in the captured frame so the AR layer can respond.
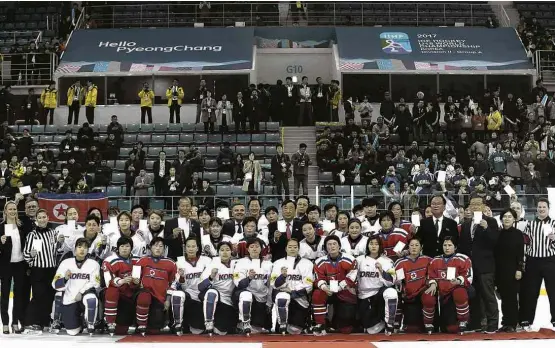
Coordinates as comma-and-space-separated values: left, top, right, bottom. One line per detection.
519, 198, 555, 330
22, 209, 58, 331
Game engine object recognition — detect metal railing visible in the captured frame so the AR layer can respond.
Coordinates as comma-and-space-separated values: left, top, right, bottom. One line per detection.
0, 53, 58, 85
85, 2, 496, 28
0, 30, 42, 43
535, 50, 555, 83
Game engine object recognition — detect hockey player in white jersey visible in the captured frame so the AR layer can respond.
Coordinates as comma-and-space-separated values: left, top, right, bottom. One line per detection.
356, 235, 398, 335
270, 238, 314, 334
198, 241, 237, 336
51, 238, 101, 336
201, 217, 233, 257
55, 207, 86, 262
341, 218, 369, 257
233, 238, 273, 335
105, 211, 149, 259
299, 221, 326, 261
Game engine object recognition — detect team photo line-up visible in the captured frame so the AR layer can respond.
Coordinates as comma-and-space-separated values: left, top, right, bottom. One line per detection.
0, 194, 554, 336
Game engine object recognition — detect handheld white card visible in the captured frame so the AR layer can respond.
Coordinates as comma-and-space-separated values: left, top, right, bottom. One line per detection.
178, 218, 187, 230
19, 186, 32, 195
393, 241, 406, 253
503, 185, 516, 196
33, 239, 43, 252
177, 256, 186, 268
396, 268, 405, 281
67, 220, 76, 230
277, 220, 287, 233
447, 267, 456, 280
139, 219, 148, 232
104, 272, 112, 286
411, 214, 421, 227
132, 265, 142, 279
109, 217, 118, 226
473, 212, 482, 224
329, 280, 339, 293
4, 224, 15, 237
437, 171, 446, 182
251, 259, 261, 270
322, 220, 336, 232
543, 224, 553, 236
217, 208, 230, 221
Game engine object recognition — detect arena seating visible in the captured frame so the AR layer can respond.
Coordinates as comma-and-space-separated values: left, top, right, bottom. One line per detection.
515, 2, 555, 29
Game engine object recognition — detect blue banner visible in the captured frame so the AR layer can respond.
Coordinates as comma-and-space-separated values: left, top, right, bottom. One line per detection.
336, 27, 532, 71
59, 27, 255, 72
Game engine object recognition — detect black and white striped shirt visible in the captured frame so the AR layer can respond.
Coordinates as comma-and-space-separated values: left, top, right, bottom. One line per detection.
23, 226, 57, 268
524, 217, 555, 258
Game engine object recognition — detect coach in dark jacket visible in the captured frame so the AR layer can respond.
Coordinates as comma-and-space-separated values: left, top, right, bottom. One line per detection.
415, 195, 459, 257
458, 194, 500, 333
268, 200, 304, 261
162, 196, 201, 261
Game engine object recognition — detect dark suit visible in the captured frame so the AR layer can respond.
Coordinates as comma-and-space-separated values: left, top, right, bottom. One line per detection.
162, 217, 201, 261
222, 219, 242, 238
268, 219, 303, 261
416, 216, 459, 258
458, 216, 500, 331
271, 153, 291, 200
153, 160, 172, 196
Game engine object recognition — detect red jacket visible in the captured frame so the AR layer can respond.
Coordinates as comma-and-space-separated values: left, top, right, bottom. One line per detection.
427, 253, 472, 296
314, 253, 357, 304
394, 255, 433, 300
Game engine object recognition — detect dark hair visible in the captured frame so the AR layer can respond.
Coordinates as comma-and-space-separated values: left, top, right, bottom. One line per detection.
198, 207, 212, 218
248, 198, 260, 208
264, 206, 278, 215
307, 204, 321, 215
281, 199, 296, 209
217, 241, 233, 252
246, 237, 263, 249
74, 237, 90, 250
348, 218, 362, 228
387, 201, 403, 211
323, 203, 338, 214
365, 235, 384, 256
538, 198, 550, 208
85, 214, 100, 225
296, 195, 310, 204
286, 238, 300, 249
379, 211, 395, 223
150, 236, 165, 247
500, 208, 518, 221
209, 217, 223, 227
362, 197, 378, 208
352, 204, 364, 215
242, 216, 258, 228
87, 207, 104, 222
117, 236, 134, 250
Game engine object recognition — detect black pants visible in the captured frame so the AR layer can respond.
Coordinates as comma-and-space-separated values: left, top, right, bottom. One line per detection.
519, 255, 555, 325
299, 102, 313, 126
496, 270, 519, 327
293, 174, 308, 197
25, 267, 56, 327
471, 272, 498, 330
249, 120, 260, 133
44, 108, 55, 125
235, 119, 246, 133
85, 106, 95, 124
170, 103, 180, 123
275, 174, 290, 200
24, 110, 36, 125
0, 261, 30, 327
154, 176, 164, 196
204, 121, 214, 134
141, 107, 152, 124
68, 101, 80, 125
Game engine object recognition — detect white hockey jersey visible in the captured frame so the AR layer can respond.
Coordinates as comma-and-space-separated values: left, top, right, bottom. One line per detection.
355, 255, 395, 299
299, 236, 326, 261
361, 217, 381, 236
201, 234, 233, 257
341, 235, 368, 257
199, 257, 236, 306
55, 224, 86, 258
233, 257, 273, 302
106, 231, 150, 259
231, 232, 269, 246
176, 255, 212, 301
52, 257, 101, 305
270, 256, 314, 308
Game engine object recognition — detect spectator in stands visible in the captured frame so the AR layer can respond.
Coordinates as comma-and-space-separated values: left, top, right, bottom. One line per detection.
66, 80, 83, 125
124, 152, 140, 197
139, 82, 154, 124
198, 179, 216, 210
103, 133, 119, 161
133, 169, 152, 208
248, 89, 262, 133
20, 89, 39, 125
233, 91, 246, 134
130, 141, 145, 164
298, 76, 313, 126
92, 159, 111, 188
193, 80, 207, 124
201, 90, 217, 134
216, 93, 232, 133
164, 167, 180, 211
217, 142, 235, 173
83, 80, 98, 125
232, 153, 244, 185
166, 79, 184, 124
106, 115, 124, 148
153, 151, 171, 197
77, 122, 94, 149
84, 14, 97, 29
531, 79, 548, 102
312, 77, 328, 122
242, 152, 262, 194
271, 144, 291, 201
17, 129, 33, 160
173, 149, 189, 178
292, 143, 311, 197
40, 82, 57, 125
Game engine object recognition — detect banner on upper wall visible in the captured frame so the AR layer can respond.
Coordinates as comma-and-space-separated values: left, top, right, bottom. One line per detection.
255, 27, 335, 48
57, 27, 255, 74
38, 193, 109, 223
336, 27, 533, 71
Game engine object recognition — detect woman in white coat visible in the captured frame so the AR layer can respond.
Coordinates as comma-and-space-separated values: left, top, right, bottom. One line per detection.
217, 93, 233, 133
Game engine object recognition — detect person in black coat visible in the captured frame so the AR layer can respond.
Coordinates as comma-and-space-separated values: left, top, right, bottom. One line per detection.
268, 200, 303, 261
415, 195, 459, 258
221, 202, 246, 238
162, 196, 201, 261
458, 195, 500, 333
494, 208, 524, 333
152, 151, 172, 197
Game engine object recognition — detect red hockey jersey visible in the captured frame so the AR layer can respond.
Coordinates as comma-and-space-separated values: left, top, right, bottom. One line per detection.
314, 253, 358, 304
235, 237, 270, 259
394, 255, 432, 299
427, 253, 472, 296
102, 255, 140, 298
136, 256, 177, 303
377, 228, 409, 262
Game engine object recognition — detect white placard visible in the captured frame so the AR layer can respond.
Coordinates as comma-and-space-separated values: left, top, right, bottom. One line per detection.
473, 212, 482, 224
109, 217, 117, 226
103, 223, 117, 236
503, 185, 516, 196
250, 259, 261, 270
178, 218, 187, 230
437, 171, 446, 183
67, 220, 76, 230
4, 224, 15, 237
543, 224, 553, 236
104, 272, 112, 286
322, 220, 336, 232
132, 265, 142, 279
19, 186, 32, 195
277, 220, 287, 233
217, 208, 230, 221
33, 239, 43, 253
329, 280, 339, 293
393, 241, 406, 253
396, 268, 405, 281
286, 256, 296, 269
139, 219, 148, 232
411, 214, 420, 227
177, 256, 186, 267
446, 267, 456, 280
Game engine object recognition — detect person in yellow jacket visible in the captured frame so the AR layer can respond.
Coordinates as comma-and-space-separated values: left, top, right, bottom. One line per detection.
165, 79, 184, 123
67, 80, 83, 125
139, 82, 155, 124
486, 105, 502, 132
41, 81, 57, 125
329, 79, 342, 122
84, 79, 98, 125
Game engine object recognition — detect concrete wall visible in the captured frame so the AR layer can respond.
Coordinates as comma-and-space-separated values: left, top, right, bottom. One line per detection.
255, 48, 333, 84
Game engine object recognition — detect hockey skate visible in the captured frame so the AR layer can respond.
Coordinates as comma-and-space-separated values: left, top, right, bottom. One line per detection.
205, 321, 214, 337
87, 324, 95, 336
312, 324, 327, 336
136, 325, 147, 336
425, 324, 434, 335
459, 321, 468, 335
384, 324, 394, 336
107, 323, 116, 336
279, 323, 288, 335
242, 321, 252, 336
173, 323, 183, 336
49, 320, 61, 334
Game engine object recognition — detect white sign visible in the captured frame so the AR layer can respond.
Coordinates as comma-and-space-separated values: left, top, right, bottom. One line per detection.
132, 265, 142, 279
19, 186, 32, 195
473, 212, 482, 224
446, 267, 456, 280
411, 214, 420, 227
393, 241, 406, 254
396, 268, 405, 281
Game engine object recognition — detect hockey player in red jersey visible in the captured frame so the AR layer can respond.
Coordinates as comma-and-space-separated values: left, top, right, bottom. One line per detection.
312, 232, 358, 336
376, 211, 409, 262
394, 238, 432, 333
134, 237, 179, 335
102, 236, 140, 335
422, 237, 472, 334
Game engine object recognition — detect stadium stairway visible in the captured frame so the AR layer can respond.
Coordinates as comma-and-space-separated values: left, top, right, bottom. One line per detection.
282, 126, 318, 201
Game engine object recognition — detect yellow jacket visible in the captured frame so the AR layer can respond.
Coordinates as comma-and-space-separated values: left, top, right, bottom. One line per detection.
41, 88, 57, 109
67, 85, 84, 106
84, 85, 98, 108
330, 89, 342, 109
486, 110, 502, 130
139, 89, 155, 107
166, 86, 184, 106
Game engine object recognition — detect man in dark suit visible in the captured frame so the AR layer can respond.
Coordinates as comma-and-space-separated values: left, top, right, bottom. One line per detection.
268, 199, 303, 261
458, 194, 500, 333
163, 196, 201, 261
271, 144, 291, 202
416, 195, 459, 258
153, 150, 172, 196
221, 202, 246, 238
